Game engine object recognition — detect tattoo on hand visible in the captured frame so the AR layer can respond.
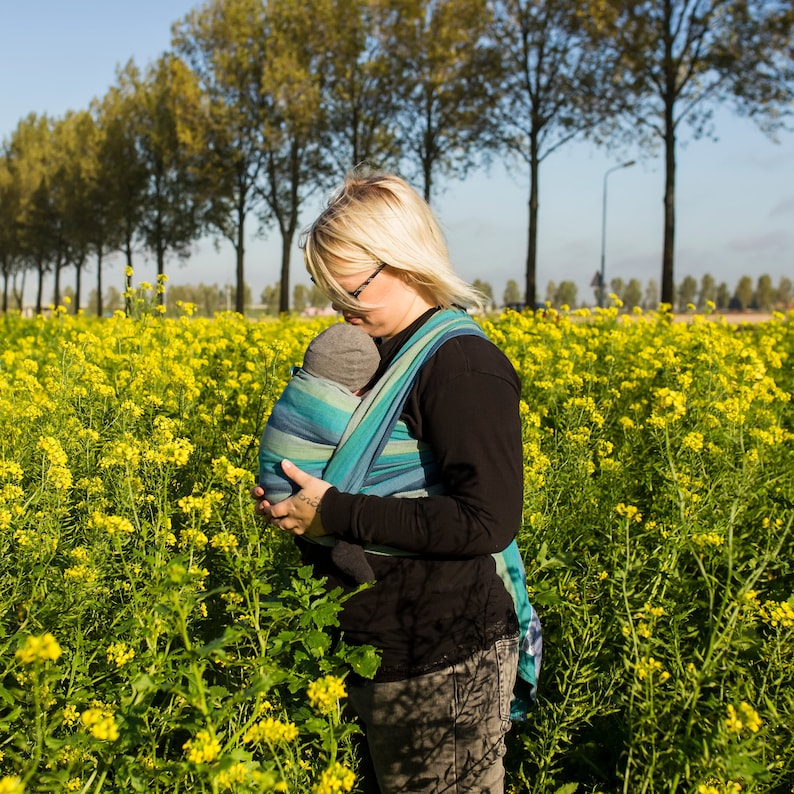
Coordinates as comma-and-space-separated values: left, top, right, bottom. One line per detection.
297, 492, 322, 511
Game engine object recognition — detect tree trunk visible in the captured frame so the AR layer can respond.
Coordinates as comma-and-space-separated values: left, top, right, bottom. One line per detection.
157, 241, 166, 307
278, 156, 299, 315
74, 260, 83, 314
35, 262, 45, 315
96, 250, 104, 317
235, 204, 245, 315
279, 237, 291, 314
53, 255, 62, 308
661, 116, 676, 307
660, 22, 676, 308
524, 133, 540, 308
13, 269, 25, 311
125, 239, 134, 316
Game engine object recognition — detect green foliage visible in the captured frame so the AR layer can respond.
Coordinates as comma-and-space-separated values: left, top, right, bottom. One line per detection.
1, 304, 793, 792
0, 307, 363, 792
488, 306, 794, 793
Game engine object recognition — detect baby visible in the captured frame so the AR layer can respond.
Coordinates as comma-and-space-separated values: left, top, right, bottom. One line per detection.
258, 322, 381, 583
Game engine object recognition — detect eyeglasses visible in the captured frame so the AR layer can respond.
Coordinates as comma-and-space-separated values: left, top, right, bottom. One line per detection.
348, 263, 386, 299
311, 263, 386, 300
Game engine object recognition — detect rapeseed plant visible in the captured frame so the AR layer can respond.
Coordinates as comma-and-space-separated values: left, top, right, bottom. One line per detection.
0, 301, 792, 791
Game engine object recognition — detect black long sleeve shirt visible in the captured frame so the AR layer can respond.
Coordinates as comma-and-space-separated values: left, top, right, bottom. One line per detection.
297, 309, 523, 681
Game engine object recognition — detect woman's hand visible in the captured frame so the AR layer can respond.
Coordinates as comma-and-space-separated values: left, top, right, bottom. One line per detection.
253, 460, 331, 538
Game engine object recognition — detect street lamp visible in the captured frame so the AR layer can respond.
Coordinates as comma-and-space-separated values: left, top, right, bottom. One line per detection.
599, 160, 635, 307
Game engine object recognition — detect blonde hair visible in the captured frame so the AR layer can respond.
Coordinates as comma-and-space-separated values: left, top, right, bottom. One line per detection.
300, 168, 484, 314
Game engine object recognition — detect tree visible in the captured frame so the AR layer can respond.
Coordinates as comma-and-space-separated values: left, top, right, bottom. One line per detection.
677, 275, 698, 311
172, 0, 271, 315
9, 114, 57, 314
493, 0, 618, 306
293, 283, 309, 314
256, 0, 337, 314
643, 278, 659, 310
85, 95, 127, 317
503, 278, 521, 305
383, 0, 502, 202
308, 284, 331, 309
95, 64, 150, 315
135, 55, 205, 299
164, 282, 228, 316
544, 280, 557, 304
715, 281, 730, 310
755, 273, 774, 311
698, 273, 717, 308
776, 276, 792, 308
473, 279, 494, 310
609, 277, 625, 303
734, 275, 754, 310
623, 278, 642, 310
321, 0, 403, 175
607, 0, 794, 305
0, 147, 24, 312
556, 279, 578, 308
260, 282, 281, 315
50, 110, 100, 313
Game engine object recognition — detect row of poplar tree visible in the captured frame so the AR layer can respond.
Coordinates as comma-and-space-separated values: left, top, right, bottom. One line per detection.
55, 271, 790, 318
1, 0, 792, 316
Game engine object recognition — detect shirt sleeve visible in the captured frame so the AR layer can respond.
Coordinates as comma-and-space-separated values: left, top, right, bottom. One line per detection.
319, 335, 524, 557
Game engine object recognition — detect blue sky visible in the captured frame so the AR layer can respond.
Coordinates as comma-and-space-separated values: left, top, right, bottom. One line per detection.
3, 0, 793, 306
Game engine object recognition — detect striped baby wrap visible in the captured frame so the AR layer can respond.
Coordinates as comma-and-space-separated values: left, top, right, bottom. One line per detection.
258, 367, 442, 503
258, 309, 541, 717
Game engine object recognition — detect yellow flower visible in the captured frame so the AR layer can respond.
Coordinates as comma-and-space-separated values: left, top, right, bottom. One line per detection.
725, 702, 761, 736
15, 632, 63, 665
183, 728, 221, 764
739, 702, 762, 733
615, 503, 642, 523
313, 763, 356, 794
0, 776, 24, 794
243, 717, 299, 744
691, 532, 724, 548
37, 435, 68, 466
725, 704, 743, 733
759, 599, 794, 629
215, 762, 249, 788
63, 704, 79, 726
81, 707, 119, 741
106, 641, 135, 667
307, 675, 347, 714
210, 531, 239, 553
90, 512, 135, 536
179, 527, 209, 549
682, 431, 705, 452
644, 602, 665, 618
178, 491, 224, 523
64, 563, 98, 584
635, 656, 670, 683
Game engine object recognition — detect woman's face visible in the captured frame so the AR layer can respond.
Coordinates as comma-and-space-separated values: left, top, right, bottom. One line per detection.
330, 266, 435, 340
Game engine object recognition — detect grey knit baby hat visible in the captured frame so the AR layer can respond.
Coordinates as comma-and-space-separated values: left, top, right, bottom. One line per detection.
301, 323, 380, 392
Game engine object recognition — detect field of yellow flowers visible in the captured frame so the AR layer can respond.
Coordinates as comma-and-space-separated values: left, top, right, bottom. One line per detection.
1, 295, 792, 793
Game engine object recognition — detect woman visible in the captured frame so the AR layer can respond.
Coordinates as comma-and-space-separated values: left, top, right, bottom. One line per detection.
252, 169, 524, 793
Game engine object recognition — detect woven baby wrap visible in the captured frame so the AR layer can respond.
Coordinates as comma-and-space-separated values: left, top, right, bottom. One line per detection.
258, 310, 541, 716
259, 368, 441, 503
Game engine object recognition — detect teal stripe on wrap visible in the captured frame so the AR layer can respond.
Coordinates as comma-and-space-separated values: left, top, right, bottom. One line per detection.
259, 368, 441, 503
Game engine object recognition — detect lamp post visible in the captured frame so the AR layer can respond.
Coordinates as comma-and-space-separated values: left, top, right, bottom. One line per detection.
599, 160, 635, 307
